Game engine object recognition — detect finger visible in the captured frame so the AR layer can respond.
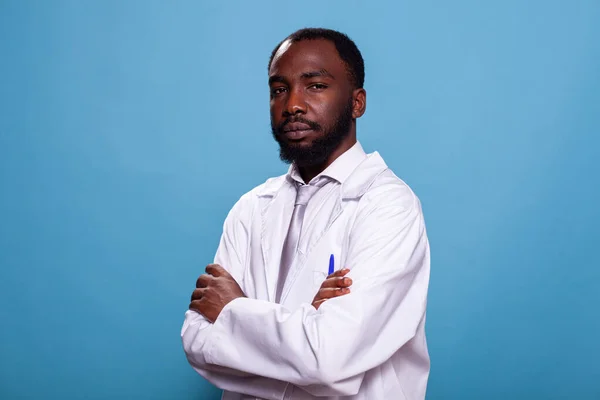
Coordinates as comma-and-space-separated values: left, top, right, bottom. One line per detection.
314, 287, 350, 301
190, 288, 205, 302
312, 288, 349, 310
189, 299, 204, 313
205, 264, 228, 278
196, 274, 211, 288
312, 298, 327, 310
326, 268, 350, 279
320, 276, 353, 289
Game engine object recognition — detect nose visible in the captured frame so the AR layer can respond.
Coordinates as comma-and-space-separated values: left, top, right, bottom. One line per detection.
283, 87, 306, 117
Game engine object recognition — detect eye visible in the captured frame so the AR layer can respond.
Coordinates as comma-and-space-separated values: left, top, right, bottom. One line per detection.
271, 87, 287, 96
309, 83, 328, 90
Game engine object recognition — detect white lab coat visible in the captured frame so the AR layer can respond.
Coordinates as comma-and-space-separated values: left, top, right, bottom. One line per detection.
182, 151, 431, 399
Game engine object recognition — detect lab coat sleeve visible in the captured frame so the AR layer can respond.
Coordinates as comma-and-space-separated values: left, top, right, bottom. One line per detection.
181, 193, 290, 399
200, 187, 430, 396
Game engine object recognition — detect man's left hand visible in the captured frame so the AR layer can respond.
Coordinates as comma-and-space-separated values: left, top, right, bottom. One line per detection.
189, 264, 246, 322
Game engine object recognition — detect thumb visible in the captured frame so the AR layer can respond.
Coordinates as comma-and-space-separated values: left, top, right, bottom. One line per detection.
205, 263, 230, 277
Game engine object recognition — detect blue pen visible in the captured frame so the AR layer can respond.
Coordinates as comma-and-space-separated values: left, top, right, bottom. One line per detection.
328, 254, 335, 275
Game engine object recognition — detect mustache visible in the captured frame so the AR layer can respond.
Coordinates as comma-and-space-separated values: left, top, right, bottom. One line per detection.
275, 116, 321, 134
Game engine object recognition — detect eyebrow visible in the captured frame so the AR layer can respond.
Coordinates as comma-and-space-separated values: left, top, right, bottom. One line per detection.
268, 75, 286, 85
301, 69, 335, 80
268, 69, 335, 86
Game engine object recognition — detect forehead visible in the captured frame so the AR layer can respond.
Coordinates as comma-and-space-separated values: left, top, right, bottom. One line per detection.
269, 39, 348, 80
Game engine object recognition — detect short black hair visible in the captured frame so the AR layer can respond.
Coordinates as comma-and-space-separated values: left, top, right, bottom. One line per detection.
268, 28, 365, 89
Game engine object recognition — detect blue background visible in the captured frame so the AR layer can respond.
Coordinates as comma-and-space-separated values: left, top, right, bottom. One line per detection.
1, 1, 599, 399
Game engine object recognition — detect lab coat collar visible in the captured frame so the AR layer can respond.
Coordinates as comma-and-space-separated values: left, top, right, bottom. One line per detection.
257, 149, 389, 200
287, 141, 367, 185
341, 151, 389, 199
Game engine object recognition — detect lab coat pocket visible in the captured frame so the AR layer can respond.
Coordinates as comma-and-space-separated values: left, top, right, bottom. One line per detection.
311, 252, 338, 290
305, 228, 344, 291
313, 269, 329, 289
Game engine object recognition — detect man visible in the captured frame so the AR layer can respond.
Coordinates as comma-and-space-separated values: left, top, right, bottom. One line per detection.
181, 28, 431, 399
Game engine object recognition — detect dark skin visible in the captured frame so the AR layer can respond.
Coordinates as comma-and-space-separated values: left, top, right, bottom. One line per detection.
189, 39, 365, 321
311, 269, 353, 310
269, 38, 366, 183
189, 264, 245, 323
189, 265, 353, 321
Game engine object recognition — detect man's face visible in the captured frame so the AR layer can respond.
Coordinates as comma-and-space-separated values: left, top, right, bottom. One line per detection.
269, 39, 355, 167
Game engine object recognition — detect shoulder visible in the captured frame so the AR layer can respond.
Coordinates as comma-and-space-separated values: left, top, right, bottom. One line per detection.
361, 168, 422, 214
343, 151, 422, 215
350, 168, 427, 240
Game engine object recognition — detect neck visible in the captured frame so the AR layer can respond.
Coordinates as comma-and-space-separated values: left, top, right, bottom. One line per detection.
298, 131, 357, 183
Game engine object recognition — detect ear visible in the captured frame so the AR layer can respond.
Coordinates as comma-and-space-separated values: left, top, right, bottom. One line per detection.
352, 88, 367, 119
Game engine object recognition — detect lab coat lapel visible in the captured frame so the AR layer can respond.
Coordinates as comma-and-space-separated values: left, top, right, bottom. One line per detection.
256, 176, 289, 302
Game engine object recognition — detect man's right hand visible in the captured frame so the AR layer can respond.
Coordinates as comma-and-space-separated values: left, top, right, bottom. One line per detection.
311, 268, 352, 310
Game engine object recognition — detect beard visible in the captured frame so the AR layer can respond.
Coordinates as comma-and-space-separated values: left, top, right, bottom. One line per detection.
271, 99, 354, 167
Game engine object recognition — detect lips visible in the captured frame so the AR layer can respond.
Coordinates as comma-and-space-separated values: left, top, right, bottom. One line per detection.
281, 121, 315, 141
283, 122, 313, 133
